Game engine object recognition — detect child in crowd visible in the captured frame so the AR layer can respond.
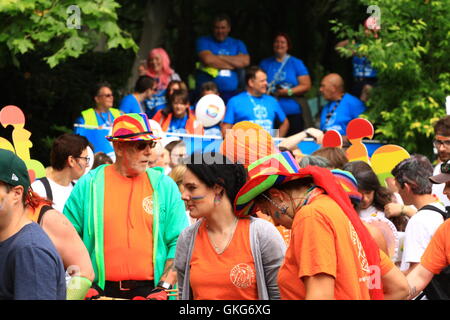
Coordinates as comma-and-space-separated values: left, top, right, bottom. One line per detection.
152, 90, 204, 135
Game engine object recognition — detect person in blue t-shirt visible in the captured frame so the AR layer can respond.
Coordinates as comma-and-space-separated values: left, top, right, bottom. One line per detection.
319, 73, 366, 136
222, 66, 289, 137
119, 76, 156, 114
195, 14, 250, 103
74, 82, 122, 158
260, 33, 312, 136
0, 150, 66, 300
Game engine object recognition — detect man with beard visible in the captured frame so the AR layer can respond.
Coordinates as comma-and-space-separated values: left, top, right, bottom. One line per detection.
431, 116, 450, 206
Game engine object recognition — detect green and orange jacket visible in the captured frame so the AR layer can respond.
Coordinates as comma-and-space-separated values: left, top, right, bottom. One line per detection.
63, 165, 188, 290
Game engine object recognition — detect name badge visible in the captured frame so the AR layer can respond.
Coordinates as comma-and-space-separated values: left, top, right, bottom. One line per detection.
219, 70, 232, 77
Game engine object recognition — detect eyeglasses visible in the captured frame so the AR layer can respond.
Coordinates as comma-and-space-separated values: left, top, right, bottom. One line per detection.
132, 140, 157, 151
76, 156, 90, 163
433, 139, 450, 148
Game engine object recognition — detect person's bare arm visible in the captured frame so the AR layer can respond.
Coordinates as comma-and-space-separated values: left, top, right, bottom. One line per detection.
199, 51, 234, 70
278, 118, 290, 137
382, 265, 410, 300
276, 75, 312, 97
41, 209, 95, 282
158, 259, 177, 286
303, 273, 335, 300
406, 264, 435, 299
217, 54, 250, 69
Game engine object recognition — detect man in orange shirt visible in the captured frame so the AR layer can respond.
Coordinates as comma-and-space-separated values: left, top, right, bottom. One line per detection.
406, 160, 450, 299
64, 113, 188, 300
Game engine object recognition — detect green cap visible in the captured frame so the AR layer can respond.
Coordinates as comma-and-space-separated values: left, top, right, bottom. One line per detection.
0, 149, 30, 190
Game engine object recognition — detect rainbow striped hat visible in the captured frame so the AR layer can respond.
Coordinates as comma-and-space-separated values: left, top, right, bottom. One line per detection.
234, 151, 306, 217
331, 169, 362, 203
106, 113, 159, 142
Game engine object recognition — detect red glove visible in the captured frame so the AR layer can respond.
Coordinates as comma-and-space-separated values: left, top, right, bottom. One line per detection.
146, 288, 168, 300
85, 288, 101, 300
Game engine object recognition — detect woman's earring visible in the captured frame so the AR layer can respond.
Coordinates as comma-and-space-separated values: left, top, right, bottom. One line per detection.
214, 194, 222, 204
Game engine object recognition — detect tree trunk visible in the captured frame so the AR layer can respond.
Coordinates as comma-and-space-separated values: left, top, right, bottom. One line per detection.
126, 0, 170, 92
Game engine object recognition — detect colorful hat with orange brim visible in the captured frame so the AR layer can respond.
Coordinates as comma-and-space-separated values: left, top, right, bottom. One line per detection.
106, 113, 159, 142
234, 151, 307, 217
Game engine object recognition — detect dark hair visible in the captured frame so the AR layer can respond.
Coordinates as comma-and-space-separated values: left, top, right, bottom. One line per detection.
391, 154, 433, 195
200, 81, 219, 95
185, 152, 247, 204
245, 66, 265, 86
162, 89, 190, 117
213, 13, 232, 26
343, 161, 393, 212
92, 81, 112, 98
50, 133, 90, 170
134, 76, 155, 93
274, 32, 293, 50
312, 147, 348, 169
434, 116, 450, 137
92, 152, 113, 170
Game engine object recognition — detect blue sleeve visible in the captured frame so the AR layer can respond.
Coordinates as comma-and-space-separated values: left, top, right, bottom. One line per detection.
196, 36, 210, 53
223, 98, 236, 124
119, 95, 138, 114
293, 58, 309, 76
273, 99, 286, 122
73, 116, 85, 135
236, 39, 249, 55
13, 246, 65, 300
352, 98, 366, 118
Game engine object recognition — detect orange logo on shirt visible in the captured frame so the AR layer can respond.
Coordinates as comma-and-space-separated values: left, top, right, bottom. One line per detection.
230, 263, 255, 289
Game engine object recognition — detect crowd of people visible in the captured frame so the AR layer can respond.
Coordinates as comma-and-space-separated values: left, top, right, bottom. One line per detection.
1, 13, 449, 301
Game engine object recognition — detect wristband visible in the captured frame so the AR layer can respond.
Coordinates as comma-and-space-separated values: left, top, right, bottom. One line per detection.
157, 281, 173, 290
287, 88, 293, 97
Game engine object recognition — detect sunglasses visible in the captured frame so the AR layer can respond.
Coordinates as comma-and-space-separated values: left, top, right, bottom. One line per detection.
98, 94, 114, 98
132, 140, 157, 151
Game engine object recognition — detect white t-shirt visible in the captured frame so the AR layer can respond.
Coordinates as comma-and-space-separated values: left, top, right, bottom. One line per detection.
400, 202, 445, 271
432, 163, 450, 207
31, 177, 74, 213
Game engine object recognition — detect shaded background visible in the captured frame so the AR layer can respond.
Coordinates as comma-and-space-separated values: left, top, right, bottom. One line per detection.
0, 0, 369, 165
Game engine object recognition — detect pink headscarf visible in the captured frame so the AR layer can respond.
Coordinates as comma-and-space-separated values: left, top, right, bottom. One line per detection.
146, 48, 175, 91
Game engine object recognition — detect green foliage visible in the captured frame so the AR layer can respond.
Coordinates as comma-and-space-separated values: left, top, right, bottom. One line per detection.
0, 0, 138, 68
331, 0, 450, 157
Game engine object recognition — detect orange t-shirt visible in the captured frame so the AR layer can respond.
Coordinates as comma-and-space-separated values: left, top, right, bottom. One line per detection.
278, 194, 372, 300
190, 218, 258, 300
421, 219, 450, 274
103, 165, 154, 281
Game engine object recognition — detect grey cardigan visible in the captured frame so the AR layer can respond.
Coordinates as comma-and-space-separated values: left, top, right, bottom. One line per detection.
174, 217, 286, 300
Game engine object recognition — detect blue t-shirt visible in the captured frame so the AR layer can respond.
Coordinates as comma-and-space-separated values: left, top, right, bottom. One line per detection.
260, 56, 309, 115
144, 89, 167, 119
74, 109, 117, 157
0, 223, 66, 300
352, 56, 377, 78
223, 92, 287, 136
196, 35, 248, 92
119, 94, 143, 114
168, 114, 188, 134
320, 93, 366, 135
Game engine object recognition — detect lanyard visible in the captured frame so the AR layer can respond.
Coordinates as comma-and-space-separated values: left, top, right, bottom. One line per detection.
325, 99, 341, 125
267, 55, 291, 93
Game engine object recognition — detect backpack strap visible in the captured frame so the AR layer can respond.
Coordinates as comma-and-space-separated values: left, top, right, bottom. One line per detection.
419, 204, 449, 220
37, 205, 53, 225
38, 177, 53, 201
